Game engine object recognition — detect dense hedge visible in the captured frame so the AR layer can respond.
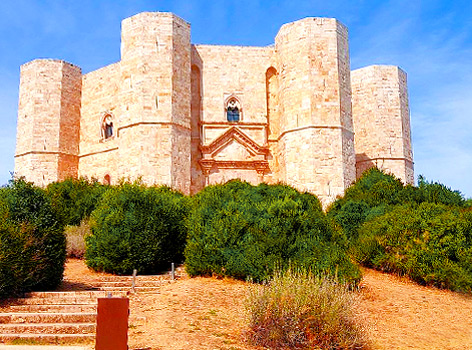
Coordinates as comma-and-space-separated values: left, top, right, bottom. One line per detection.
0, 179, 66, 298
354, 203, 472, 292
46, 177, 107, 227
328, 167, 472, 292
328, 168, 467, 241
185, 180, 361, 285
85, 183, 189, 274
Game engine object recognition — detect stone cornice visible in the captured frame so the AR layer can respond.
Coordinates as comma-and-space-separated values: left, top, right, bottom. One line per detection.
118, 121, 191, 133
199, 159, 269, 175
79, 147, 119, 159
356, 157, 414, 165
15, 151, 78, 158
200, 121, 267, 127
278, 125, 354, 140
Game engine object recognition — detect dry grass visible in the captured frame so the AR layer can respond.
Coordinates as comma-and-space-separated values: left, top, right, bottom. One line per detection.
65, 220, 91, 258
358, 268, 472, 349
244, 269, 368, 349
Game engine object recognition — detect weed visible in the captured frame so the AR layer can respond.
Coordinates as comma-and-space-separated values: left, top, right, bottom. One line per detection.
65, 219, 91, 258
11, 338, 40, 345
245, 268, 369, 349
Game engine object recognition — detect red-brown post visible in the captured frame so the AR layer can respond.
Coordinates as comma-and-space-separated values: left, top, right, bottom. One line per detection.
95, 297, 129, 350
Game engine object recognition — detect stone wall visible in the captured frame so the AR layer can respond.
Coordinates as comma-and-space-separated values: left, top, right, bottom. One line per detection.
193, 44, 273, 189
275, 18, 356, 206
351, 65, 414, 184
78, 62, 121, 182
15, 59, 81, 185
14, 11, 414, 206
115, 12, 192, 193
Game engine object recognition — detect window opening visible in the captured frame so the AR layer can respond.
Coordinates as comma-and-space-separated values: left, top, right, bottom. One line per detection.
102, 115, 114, 139
226, 98, 240, 122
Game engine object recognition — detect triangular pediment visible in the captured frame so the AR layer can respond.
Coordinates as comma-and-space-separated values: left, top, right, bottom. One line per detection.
214, 139, 253, 160
200, 127, 268, 158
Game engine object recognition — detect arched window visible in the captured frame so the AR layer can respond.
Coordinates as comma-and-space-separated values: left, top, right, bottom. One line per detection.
101, 114, 114, 139
226, 97, 241, 122
104, 174, 111, 185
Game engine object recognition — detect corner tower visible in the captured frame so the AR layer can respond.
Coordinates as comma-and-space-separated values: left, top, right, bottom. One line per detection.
351, 65, 414, 184
275, 18, 356, 206
14, 59, 82, 185
118, 12, 191, 193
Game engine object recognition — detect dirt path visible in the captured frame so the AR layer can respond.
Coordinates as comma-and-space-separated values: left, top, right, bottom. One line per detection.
63, 260, 472, 350
128, 277, 255, 350
358, 268, 472, 350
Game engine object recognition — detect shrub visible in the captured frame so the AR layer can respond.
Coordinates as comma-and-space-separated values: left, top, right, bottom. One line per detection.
245, 268, 368, 349
65, 219, 91, 259
46, 177, 107, 227
329, 168, 404, 209
330, 200, 370, 240
0, 179, 66, 298
417, 175, 465, 206
85, 182, 189, 274
328, 168, 467, 244
353, 202, 472, 292
185, 180, 361, 285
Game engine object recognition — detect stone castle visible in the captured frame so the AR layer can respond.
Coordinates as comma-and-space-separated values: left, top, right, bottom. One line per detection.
14, 12, 414, 206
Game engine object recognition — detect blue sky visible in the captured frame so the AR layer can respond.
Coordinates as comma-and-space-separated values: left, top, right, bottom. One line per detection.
1, 0, 471, 197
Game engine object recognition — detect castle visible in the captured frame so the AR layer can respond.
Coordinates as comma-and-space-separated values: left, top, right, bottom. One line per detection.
14, 12, 414, 207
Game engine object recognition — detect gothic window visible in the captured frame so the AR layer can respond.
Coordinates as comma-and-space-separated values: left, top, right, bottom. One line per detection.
101, 114, 114, 139
226, 97, 241, 122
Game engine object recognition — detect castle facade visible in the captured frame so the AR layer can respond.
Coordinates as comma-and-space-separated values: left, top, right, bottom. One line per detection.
14, 12, 414, 206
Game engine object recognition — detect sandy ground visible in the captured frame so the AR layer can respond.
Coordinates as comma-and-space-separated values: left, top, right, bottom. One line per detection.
127, 277, 254, 350
358, 268, 472, 350
16, 260, 472, 349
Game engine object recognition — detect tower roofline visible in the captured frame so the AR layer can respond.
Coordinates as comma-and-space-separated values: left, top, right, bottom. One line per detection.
351, 65, 407, 77
122, 11, 190, 28
21, 58, 81, 71
276, 17, 347, 41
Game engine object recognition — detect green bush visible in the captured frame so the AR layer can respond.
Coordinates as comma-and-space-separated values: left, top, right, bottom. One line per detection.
85, 182, 189, 274
329, 168, 404, 209
353, 202, 472, 292
328, 168, 467, 243
245, 268, 368, 349
417, 175, 465, 206
46, 177, 107, 227
0, 179, 66, 298
185, 180, 361, 285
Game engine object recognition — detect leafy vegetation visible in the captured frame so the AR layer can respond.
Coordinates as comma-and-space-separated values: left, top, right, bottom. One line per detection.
328, 168, 468, 241
329, 167, 472, 292
185, 180, 361, 285
0, 179, 66, 298
353, 203, 472, 292
2, 167, 469, 297
46, 177, 107, 227
245, 268, 368, 349
85, 182, 189, 274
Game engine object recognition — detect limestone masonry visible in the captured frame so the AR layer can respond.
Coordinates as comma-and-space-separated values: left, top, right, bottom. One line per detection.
14, 12, 414, 207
